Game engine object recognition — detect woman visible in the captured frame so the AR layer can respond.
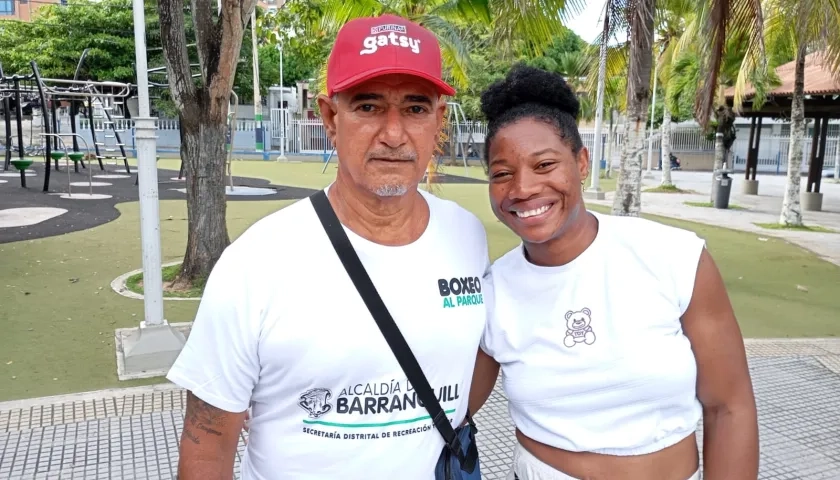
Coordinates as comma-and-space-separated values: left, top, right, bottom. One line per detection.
469, 64, 759, 480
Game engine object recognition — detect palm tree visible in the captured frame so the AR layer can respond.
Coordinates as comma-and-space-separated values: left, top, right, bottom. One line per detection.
654, 0, 694, 187
762, 0, 840, 226
306, 0, 585, 93
583, 0, 627, 192
611, 0, 656, 216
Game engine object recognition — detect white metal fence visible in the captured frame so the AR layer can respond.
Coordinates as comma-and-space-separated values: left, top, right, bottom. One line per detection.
33, 112, 836, 176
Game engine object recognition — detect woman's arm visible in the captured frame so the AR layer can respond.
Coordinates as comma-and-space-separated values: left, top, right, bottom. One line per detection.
468, 348, 500, 415
681, 249, 759, 480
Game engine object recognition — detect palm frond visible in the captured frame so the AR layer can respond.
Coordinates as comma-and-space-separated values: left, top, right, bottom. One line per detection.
488, 0, 587, 56
429, 0, 492, 25
694, 0, 765, 127
317, 0, 388, 34
415, 14, 473, 89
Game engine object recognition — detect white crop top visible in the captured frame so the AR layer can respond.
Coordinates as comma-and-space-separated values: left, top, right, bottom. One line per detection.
480, 210, 706, 456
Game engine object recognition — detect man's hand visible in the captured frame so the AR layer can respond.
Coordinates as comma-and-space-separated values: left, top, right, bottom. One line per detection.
178, 391, 248, 480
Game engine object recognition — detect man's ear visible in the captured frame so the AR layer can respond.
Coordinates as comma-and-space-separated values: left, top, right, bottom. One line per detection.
317, 94, 338, 145
436, 97, 447, 131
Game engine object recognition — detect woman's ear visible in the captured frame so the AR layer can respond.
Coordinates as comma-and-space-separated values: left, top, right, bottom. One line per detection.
577, 146, 591, 182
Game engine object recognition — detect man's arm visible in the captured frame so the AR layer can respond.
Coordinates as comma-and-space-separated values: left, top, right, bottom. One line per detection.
178, 391, 248, 480
681, 249, 759, 480
468, 348, 500, 415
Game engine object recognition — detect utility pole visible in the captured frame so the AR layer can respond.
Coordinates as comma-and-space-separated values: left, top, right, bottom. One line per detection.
121, 0, 185, 379
585, 4, 609, 200
644, 58, 658, 179
251, 10, 265, 159
277, 40, 287, 161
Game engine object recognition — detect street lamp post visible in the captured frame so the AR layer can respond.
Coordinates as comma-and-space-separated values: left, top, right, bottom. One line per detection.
251, 10, 266, 159
585, 6, 609, 201
644, 61, 658, 179
277, 40, 287, 161
121, 0, 186, 379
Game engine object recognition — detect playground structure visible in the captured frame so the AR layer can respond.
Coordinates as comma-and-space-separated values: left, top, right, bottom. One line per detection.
1, 52, 133, 192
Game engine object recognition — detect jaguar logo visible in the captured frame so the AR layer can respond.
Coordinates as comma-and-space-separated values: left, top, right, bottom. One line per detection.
298, 388, 333, 419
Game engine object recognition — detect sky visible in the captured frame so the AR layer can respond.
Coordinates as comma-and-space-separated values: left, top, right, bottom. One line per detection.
565, 1, 628, 45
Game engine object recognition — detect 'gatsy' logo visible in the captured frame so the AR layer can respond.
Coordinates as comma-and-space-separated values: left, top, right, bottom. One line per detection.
438, 276, 483, 309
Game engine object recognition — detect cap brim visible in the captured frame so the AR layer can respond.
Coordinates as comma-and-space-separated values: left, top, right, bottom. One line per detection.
330, 66, 456, 97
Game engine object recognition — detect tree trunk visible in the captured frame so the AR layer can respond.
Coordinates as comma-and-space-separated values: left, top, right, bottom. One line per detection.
779, 43, 807, 226
660, 107, 673, 186
158, 0, 256, 284
611, 0, 655, 216
178, 105, 231, 282
709, 133, 724, 202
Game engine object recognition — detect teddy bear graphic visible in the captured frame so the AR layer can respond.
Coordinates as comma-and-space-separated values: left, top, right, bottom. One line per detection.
563, 307, 596, 347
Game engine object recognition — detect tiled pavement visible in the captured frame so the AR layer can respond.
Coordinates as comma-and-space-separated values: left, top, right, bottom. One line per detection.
1, 339, 839, 479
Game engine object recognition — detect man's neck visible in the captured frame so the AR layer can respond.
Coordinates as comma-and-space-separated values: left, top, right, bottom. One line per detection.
328, 175, 430, 247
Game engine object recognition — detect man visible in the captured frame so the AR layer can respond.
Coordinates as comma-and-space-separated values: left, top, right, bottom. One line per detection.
166, 13, 491, 480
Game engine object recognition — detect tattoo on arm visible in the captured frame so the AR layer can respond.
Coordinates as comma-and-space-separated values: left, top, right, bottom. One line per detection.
183, 391, 228, 444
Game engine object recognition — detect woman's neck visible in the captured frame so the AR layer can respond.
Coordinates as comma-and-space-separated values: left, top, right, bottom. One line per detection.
524, 209, 599, 267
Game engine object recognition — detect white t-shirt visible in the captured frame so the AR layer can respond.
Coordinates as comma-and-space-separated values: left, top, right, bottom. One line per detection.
167, 187, 490, 479
481, 210, 705, 456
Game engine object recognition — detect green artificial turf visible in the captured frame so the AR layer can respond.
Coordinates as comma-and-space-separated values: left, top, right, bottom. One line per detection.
1, 161, 838, 402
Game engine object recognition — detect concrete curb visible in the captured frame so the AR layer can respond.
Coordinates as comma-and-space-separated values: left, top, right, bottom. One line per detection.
110, 261, 201, 302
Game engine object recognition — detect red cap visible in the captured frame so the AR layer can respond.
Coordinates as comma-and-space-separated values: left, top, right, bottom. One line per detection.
326, 14, 456, 97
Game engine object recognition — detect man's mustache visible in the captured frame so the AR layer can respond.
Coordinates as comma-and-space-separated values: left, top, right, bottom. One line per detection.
367, 149, 418, 161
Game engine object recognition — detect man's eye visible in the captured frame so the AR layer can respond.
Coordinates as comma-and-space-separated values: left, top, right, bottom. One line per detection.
358, 104, 376, 112
409, 105, 427, 114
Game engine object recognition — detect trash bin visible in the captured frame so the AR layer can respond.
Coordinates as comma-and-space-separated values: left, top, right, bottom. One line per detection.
713, 171, 733, 209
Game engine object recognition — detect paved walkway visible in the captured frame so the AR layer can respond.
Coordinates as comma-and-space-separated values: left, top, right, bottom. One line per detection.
591, 171, 840, 266
1, 339, 839, 479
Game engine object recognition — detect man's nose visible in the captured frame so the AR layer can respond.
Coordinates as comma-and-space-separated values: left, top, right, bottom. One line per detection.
378, 106, 408, 148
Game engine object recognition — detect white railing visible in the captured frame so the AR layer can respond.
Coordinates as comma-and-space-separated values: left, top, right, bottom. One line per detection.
41, 114, 839, 175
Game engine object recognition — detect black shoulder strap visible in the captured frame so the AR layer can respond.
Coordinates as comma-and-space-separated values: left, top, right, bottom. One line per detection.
309, 189, 466, 461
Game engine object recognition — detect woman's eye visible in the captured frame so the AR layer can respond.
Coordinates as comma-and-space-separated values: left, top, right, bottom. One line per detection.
537, 161, 554, 169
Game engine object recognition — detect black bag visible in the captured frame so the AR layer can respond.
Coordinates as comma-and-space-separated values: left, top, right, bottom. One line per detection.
309, 190, 481, 479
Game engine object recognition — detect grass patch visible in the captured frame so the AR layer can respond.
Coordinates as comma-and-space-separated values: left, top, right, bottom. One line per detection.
754, 222, 836, 233
645, 184, 693, 193
685, 201, 747, 211
1, 161, 839, 402
125, 263, 205, 298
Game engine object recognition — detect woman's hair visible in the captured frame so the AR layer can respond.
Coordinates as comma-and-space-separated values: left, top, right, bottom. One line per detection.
479, 63, 584, 165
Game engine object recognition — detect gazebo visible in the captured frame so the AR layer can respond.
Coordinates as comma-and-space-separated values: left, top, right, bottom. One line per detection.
724, 52, 840, 211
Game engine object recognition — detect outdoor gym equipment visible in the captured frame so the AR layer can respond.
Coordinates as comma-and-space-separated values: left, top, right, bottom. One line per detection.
1, 62, 41, 173
9, 158, 34, 187
40, 132, 95, 196
28, 60, 130, 192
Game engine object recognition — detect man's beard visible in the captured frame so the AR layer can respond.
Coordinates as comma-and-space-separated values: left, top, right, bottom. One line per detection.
372, 184, 409, 197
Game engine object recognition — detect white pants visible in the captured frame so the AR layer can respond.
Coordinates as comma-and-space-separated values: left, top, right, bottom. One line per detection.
506, 443, 701, 480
